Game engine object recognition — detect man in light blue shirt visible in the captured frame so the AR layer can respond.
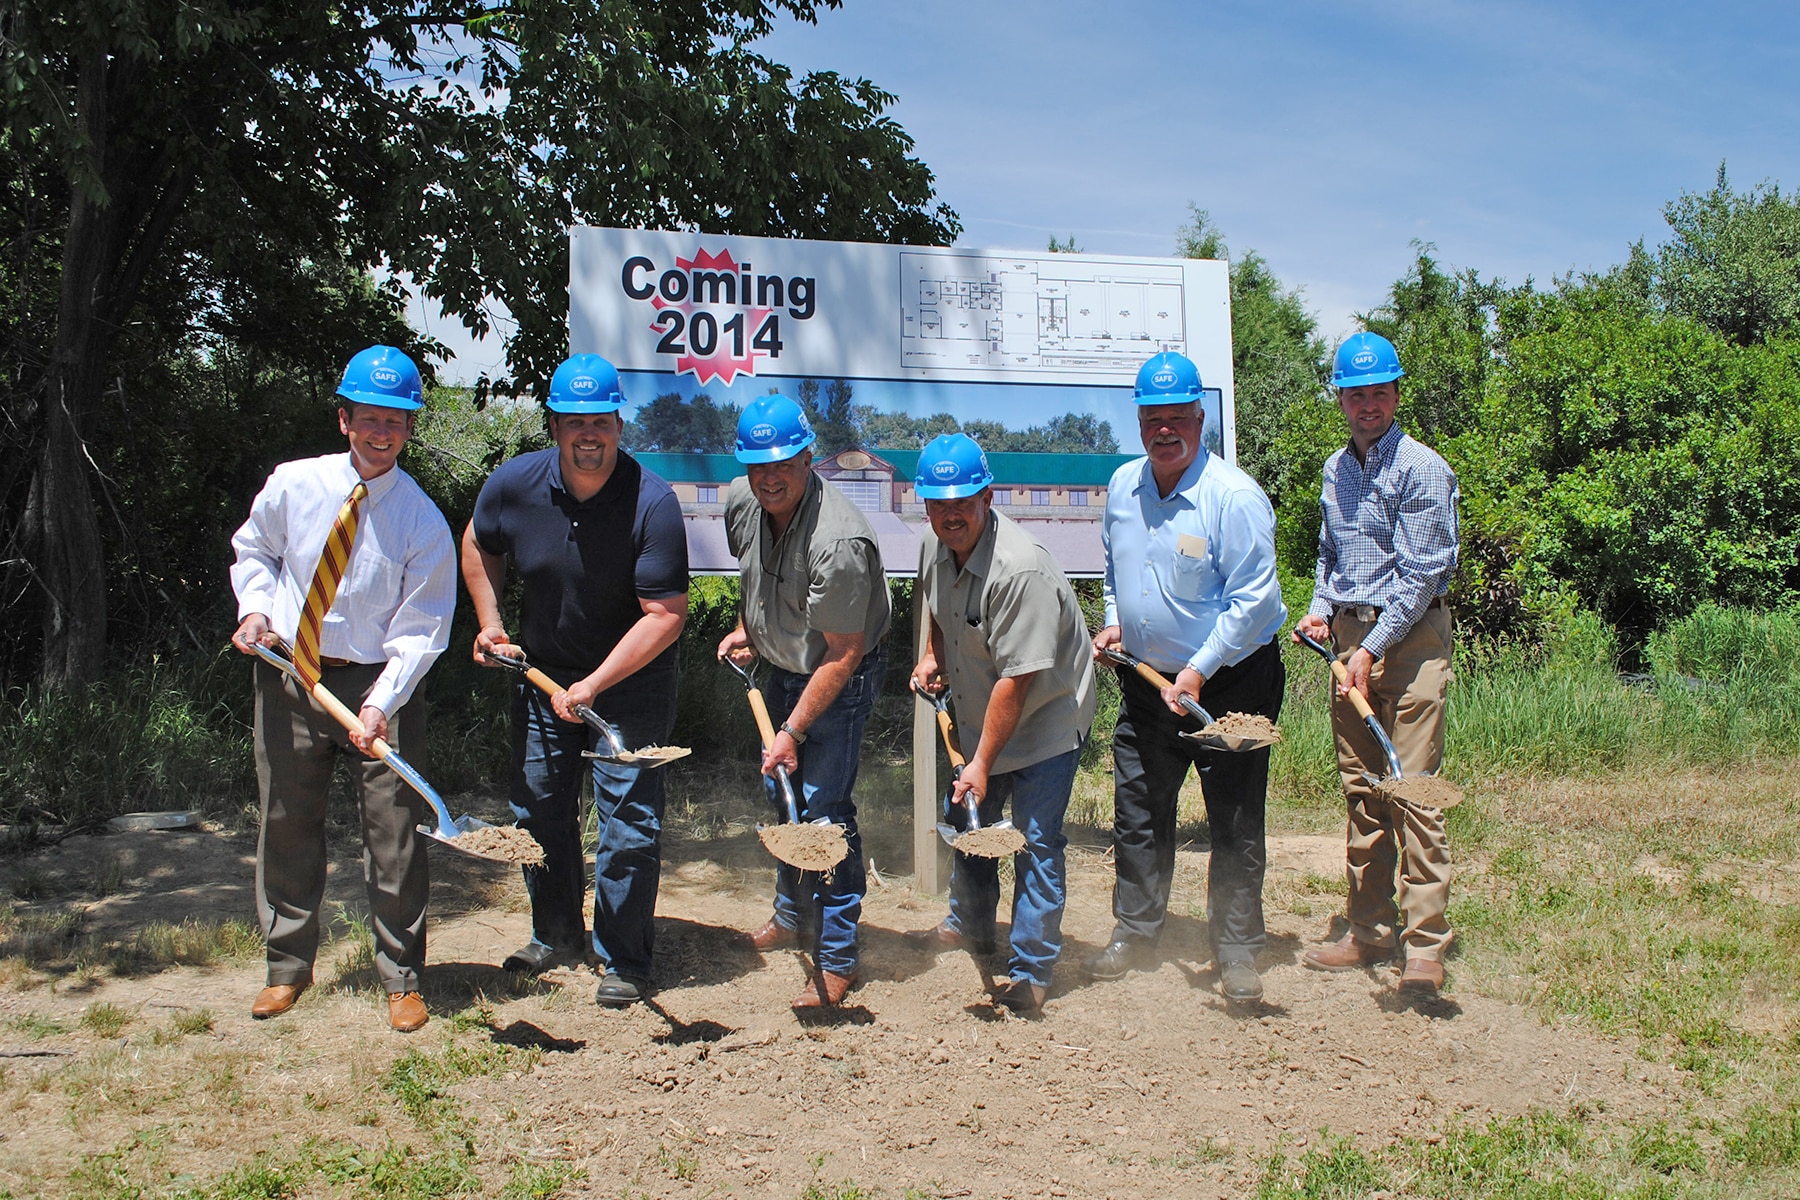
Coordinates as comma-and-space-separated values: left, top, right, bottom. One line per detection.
1089, 351, 1287, 1003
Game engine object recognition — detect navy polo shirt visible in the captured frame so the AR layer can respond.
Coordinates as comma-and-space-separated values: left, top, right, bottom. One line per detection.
471, 447, 688, 675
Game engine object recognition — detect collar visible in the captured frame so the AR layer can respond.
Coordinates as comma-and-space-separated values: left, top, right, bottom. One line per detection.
939, 510, 1000, 584
339, 453, 402, 502
1132, 447, 1211, 505
1348, 421, 1405, 469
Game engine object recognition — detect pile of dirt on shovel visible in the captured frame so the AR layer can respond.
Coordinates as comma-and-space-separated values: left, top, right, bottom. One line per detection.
1379, 775, 1463, 810
452, 825, 546, 866
952, 826, 1027, 858
1202, 712, 1282, 742
758, 823, 848, 871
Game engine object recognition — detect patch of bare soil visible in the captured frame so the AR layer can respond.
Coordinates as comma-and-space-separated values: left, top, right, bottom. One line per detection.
0, 822, 1683, 1199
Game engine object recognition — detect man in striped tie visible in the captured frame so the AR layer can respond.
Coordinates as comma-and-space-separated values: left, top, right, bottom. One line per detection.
230, 345, 456, 1032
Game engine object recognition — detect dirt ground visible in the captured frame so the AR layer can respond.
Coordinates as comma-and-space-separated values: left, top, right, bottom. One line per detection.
0, 807, 1686, 1199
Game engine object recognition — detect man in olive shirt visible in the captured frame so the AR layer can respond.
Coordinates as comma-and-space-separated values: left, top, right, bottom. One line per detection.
905, 434, 1096, 1012
718, 394, 890, 1008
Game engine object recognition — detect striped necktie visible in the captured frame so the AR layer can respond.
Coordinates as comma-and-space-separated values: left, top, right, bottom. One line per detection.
293, 481, 369, 689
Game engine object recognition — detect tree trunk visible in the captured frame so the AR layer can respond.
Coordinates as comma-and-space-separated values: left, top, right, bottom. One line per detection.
33, 54, 119, 690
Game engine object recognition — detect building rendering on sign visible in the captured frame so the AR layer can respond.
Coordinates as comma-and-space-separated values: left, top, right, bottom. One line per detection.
632, 448, 1133, 577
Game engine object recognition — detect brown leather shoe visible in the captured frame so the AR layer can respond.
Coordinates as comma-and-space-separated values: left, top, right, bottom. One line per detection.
388, 991, 429, 1033
251, 983, 306, 1019
1302, 933, 1393, 972
791, 970, 856, 1008
1400, 958, 1445, 994
903, 921, 994, 956
749, 918, 797, 952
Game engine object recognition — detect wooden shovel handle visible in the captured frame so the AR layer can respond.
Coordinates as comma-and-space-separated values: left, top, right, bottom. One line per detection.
1325, 657, 1381, 723
522, 665, 565, 701
745, 686, 779, 751
305, 674, 395, 760
935, 708, 967, 770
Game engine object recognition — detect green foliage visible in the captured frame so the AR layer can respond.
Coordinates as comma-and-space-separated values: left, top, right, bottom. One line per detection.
381, 1041, 542, 1127
79, 1003, 132, 1038
1255, 1135, 1387, 1199
1654, 163, 1800, 345
1176, 204, 1330, 500
0, 653, 252, 826
628, 392, 742, 454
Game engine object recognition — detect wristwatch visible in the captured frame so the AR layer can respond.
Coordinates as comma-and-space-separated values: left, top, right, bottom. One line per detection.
780, 721, 807, 745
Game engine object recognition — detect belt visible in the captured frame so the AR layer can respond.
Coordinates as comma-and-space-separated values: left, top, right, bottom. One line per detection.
1333, 595, 1443, 623
320, 656, 355, 668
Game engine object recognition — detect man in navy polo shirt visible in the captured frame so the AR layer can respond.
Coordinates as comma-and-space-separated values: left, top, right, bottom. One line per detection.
462, 354, 689, 1007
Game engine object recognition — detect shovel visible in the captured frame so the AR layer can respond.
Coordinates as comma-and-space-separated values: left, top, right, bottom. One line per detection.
480, 649, 690, 768
1098, 646, 1282, 752
721, 656, 848, 872
1293, 628, 1463, 811
910, 680, 1024, 858
247, 640, 533, 863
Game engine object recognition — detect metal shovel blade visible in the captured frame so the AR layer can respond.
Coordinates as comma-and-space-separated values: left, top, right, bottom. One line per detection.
581, 744, 692, 767
1180, 725, 1281, 753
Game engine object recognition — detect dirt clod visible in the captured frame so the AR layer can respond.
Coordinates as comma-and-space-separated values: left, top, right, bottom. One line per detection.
758, 822, 849, 870
1379, 775, 1464, 810
952, 826, 1027, 858
450, 824, 546, 865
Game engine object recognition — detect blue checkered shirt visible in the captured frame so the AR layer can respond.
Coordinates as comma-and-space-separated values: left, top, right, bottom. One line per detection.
1306, 421, 1459, 661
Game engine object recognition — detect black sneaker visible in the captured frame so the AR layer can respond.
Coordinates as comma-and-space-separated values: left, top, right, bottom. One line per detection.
1079, 939, 1152, 981
594, 971, 646, 1008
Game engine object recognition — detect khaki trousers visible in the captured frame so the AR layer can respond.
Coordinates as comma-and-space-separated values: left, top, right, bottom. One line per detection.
253, 659, 429, 993
1329, 605, 1454, 960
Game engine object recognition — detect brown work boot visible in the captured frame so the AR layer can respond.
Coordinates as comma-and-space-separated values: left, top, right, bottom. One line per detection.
903, 921, 994, 956
252, 983, 307, 1019
791, 970, 856, 1008
1399, 958, 1445, 994
749, 918, 797, 952
387, 991, 429, 1033
1302, 933, 1393, 972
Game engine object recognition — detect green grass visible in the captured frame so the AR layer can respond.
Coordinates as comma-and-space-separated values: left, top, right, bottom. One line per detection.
78, 1002, 131, 1038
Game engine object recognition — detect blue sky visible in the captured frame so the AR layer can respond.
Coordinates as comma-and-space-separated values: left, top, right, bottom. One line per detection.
414, 0, 1800, 380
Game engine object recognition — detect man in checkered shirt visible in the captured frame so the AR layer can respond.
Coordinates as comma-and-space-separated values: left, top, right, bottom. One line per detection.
1293, 331, 1460, 996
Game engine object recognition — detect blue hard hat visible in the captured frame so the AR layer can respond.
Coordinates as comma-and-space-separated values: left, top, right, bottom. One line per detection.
915, 433, 994, 500
547, 354, 626, 413
734, 394, 816, 464
1133, 351, 1204, 403
1332, 332, 1405, 389
337, 345, 423, 411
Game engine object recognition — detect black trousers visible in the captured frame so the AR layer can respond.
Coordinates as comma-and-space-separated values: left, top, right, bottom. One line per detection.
1108, 639, 1285, 963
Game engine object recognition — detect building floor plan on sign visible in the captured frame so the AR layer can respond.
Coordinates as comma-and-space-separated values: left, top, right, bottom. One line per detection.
898, 251, 1188, 380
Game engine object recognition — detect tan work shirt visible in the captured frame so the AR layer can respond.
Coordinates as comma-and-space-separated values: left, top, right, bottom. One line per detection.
919, 508, 1096, 774
726, 473, 890, 676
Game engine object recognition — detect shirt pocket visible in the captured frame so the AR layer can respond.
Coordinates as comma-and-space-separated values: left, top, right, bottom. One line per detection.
1165, 529, 1218, 603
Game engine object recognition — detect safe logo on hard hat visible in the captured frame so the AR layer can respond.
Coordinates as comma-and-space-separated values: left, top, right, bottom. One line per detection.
568, 375, 599, 396
1151, 367, 1178, 390
1351, 348, 1378, 371
371, 366, 402, 389
619, 247, 818, 386
749, 423, 778, 444
931, 460, 960, 479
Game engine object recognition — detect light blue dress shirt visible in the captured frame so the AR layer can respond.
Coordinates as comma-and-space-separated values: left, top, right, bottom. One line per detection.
1102, 449, 1288, 680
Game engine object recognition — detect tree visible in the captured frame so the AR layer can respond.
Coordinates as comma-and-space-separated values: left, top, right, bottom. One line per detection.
629, 392, 741, 455
1651, 163, 1800, 345
1174, 205, 1327, 498
1, 0, 959, 687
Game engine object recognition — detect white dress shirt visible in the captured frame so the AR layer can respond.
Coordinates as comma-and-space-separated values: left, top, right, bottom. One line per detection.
231, 452, 455, 715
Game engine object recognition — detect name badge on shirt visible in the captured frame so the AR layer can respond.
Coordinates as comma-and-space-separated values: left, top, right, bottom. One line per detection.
1176, 533, 1208, 562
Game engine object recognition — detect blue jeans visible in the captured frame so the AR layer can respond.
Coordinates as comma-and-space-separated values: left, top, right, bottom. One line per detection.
945, 745, 1080, 990
762, 647, 886, 978
509, 667, 675, 984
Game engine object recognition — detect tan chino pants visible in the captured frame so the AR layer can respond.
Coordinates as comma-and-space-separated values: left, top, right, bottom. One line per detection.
1329, 604, 1454, 961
